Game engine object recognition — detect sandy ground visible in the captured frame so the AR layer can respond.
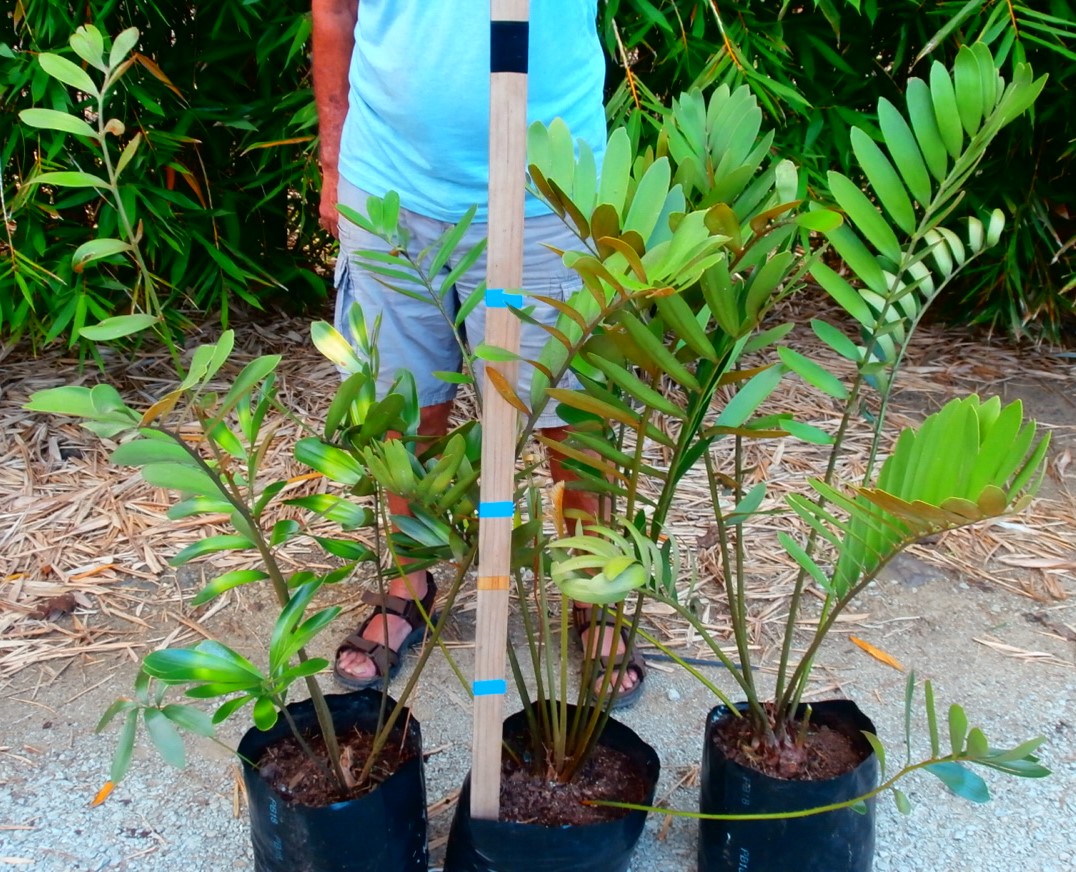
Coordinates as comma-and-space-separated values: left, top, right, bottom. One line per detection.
1, 564, 1074, 871
1, 325, 1074, 871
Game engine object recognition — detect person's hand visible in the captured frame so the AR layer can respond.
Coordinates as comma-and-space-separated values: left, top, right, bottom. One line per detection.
319, 164, 340, 238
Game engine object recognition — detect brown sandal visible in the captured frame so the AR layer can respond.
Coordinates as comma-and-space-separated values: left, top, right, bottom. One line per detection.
572, 605, 647, 710
333, 572, 438, 691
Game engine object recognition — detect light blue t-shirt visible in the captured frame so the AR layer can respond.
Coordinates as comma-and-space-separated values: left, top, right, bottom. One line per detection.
339, 1, 606, 222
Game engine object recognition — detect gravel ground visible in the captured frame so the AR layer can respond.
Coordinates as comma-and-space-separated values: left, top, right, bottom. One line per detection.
2, 570, 1074, 872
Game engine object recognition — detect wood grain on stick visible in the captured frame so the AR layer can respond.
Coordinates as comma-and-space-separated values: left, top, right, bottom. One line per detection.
471, 0, 529, 820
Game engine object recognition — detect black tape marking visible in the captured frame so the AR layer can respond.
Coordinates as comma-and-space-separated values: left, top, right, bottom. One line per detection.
490, 20, 529, 74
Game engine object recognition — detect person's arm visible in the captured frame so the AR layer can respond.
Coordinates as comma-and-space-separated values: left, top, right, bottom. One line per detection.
312, 0, 358, 237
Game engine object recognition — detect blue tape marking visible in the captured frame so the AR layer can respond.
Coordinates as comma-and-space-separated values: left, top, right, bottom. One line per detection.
479, 500, 515, 518
473, 679, 507, 697
485, 288, 524, 309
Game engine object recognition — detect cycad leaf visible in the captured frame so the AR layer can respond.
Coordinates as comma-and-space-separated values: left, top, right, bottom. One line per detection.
654, 291, 717, 362
926, 762, 990, 803
829, 397, 1046, 593
953, 47, 984, 135
714, 365, 783, 428
623, 157, 672, 242
906, 78, 949, 182
850, 128, 917, 235
877, 98, 933, 208
929, 62, 964, 159
823, 221, 890, 294
597, 128, 632, 216
828, 172, 902, 266
587, 355, 685, 419
809, 262, 875, 329
616, 310, 700, 391
777, 347, 848, 400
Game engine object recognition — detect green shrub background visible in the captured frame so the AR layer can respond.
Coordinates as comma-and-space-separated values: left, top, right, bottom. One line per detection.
3, 1, 1073, 348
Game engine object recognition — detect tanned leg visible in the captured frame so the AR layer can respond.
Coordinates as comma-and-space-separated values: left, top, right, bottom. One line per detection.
543, 425, 640, 696
336, 400, 454, 682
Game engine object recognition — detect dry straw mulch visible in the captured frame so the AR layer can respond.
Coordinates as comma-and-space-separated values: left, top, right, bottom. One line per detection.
2, 306, 1074, 684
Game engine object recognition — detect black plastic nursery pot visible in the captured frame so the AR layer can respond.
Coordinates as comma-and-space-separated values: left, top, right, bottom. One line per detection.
698, 699, 879, 872
237, 689, 428, 872
443, 704, 661, 872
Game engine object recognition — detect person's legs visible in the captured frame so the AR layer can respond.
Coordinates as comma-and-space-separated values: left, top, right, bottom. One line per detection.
334, 192, 642, 698
451, 207, 643, 701
333, 181, 461, 686
544, 426, 643, 700
334, 400, 453, 684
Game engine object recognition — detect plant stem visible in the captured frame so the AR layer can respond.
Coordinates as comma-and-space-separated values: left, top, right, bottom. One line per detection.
95, 77, 180, 369
169, 421, 348, 789
772, 371, 864, 709
650, 590, 754, 700
778, 572, 878, 716
594, 754, 959, 821
635, 627, 736, 707
357, 548, 475, 785
276, 695, 340, 786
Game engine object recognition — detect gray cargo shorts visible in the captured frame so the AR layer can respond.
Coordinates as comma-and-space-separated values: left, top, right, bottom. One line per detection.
334, 177, 584, 430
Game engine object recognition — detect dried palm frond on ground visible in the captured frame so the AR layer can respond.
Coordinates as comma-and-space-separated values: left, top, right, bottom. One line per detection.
2, 303, 1074, 684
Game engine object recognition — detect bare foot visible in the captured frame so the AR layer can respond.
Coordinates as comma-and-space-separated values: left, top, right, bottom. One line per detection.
335, 572, 430, 683
577, 615, 642, 697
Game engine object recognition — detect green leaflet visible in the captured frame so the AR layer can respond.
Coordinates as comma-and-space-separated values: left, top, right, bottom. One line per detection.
811, 319, 861, 362
777, 347, 849, 400
27, 170, 109, 189
169, 534, 255, 567
949, 703, 969, 754
295, 438, 364, 486
586, 355, 685, 419
926, 762, 990, 803
109, 26, 140, 68
141, 462, 227, 499
850, 127, 917, 236
19, 108, 97, 139
713, 365, 783, 429
143, 709, 185, 768
828, 171, 902, 265
143, 641, 263, 687
190, 569, 269, 606
906, 78, 949, 182
597, 127, 632, 215
623, 157, 672, 243
929, 61, 965, 159
111, 437, 191, 466
37, 51, 99, 93
160, 703, 215, 738
79, 314, 158, 341
953, 46, 985, 135
877, 98, 933, 208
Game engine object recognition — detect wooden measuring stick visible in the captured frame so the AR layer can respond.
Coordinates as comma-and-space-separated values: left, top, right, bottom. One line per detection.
471, 0, 530, 820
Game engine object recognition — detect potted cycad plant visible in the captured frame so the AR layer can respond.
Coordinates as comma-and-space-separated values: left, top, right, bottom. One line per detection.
25, 318, 471, 872
317, 195, 735, 870
440, 484, 663, 872
516, 43, 1052, 871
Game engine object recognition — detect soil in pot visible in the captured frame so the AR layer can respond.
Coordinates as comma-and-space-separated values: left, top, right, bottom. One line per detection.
240, 690, 428, 872
256, 719, 417, 807
498, 728, 652, 825
444, 704, 661, 872
698, 699, 879, 872
713, 702, 872, 781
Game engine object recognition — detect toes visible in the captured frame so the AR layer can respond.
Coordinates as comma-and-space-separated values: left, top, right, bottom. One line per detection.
593, 666, 638, 696
337, 650, 376, 681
